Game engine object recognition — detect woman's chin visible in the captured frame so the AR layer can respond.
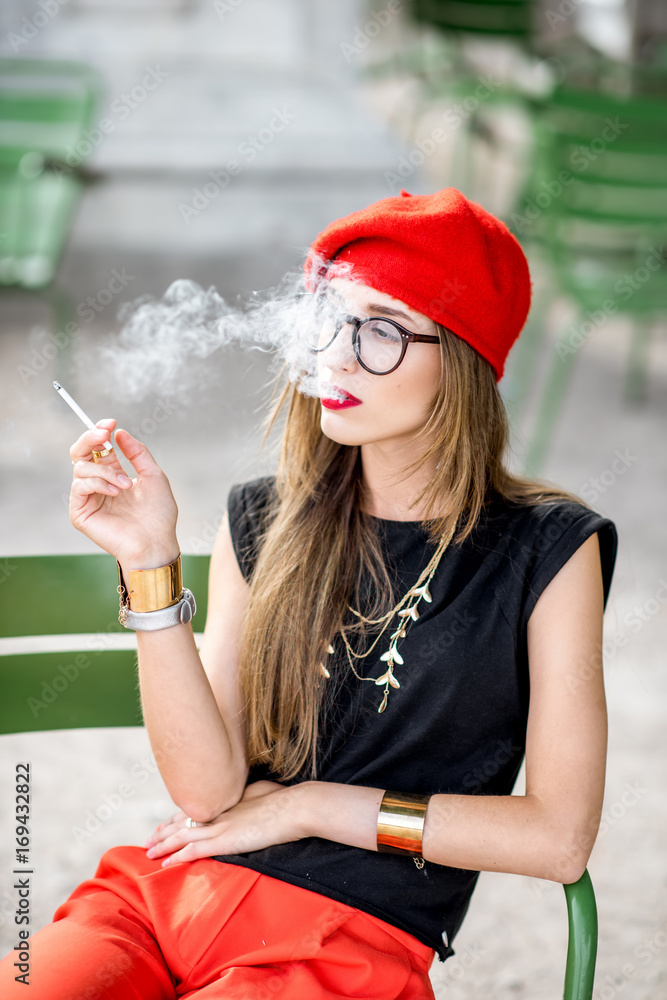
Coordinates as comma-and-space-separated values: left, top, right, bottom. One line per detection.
320, 411, 366, 447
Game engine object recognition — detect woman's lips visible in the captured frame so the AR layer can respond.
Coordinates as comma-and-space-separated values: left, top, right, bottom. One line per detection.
321, 387, 362, 410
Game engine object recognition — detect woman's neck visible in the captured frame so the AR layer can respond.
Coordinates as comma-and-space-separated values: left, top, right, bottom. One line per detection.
359, 442, 444, 521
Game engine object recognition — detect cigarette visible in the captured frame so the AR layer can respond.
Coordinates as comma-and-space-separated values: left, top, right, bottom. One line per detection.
53, 381, 113, 451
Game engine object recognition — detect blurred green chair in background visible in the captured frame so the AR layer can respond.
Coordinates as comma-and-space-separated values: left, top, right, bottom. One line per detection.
503, 81, 667, 475
0, 58, 104, 334
410, 0, 533, 41
363, 0, 540, 198
0, 552, 598, 999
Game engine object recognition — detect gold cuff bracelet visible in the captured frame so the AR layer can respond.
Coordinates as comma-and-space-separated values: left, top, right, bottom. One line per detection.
376, 790, 431, 856
116, 555, 183, 614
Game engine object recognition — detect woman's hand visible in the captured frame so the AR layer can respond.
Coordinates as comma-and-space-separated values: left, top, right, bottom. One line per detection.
143, 781, 303, 867
69, 418, 179, 570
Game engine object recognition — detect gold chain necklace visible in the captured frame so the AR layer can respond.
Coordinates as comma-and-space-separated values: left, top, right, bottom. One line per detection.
321, 516, 458, 714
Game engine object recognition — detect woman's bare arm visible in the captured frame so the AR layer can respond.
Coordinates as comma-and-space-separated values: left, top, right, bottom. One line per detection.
68, 422, 250, 823
133, 514, 250, 822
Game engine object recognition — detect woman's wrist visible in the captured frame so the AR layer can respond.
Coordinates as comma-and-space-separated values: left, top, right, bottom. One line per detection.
291, 780, 385, 851
289, 780, 318, 841
119, 541, 180, 576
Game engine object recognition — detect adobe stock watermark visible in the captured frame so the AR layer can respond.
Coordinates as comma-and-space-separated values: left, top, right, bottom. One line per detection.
54, 67, 169, 179
426, 275, 469, 317
545, 0, 585, 31
17, 267, 135, 385
385, 73, 501, 193
419, 609, 478, 671
127, 398, 179, 440
178, 107, 297, 225
510, 116, 629, 235
182, 503, 227, 554
340, 0, 403, 63
70, 952, 133, 1000
438, 935, 487, 989
0, 559, 18, 585
6, 0, 69, 52
555, 245, 665, 361
593, 922, 667, 1000
579, 448, 638, 504
531, 780, 649, 898
566, 576, 667, 696
70, 732, 189, 844
461, 740, 523, 794
25, 614, 133, 719
211, 0, 246, 18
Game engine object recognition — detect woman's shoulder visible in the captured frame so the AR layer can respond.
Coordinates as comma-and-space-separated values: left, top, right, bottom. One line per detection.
228, 474, 277, 521
226, 475, 278, 582
483, 489, 619, 612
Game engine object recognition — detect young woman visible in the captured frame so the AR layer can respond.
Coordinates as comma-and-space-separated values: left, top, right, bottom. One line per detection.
1, 187, 617, 999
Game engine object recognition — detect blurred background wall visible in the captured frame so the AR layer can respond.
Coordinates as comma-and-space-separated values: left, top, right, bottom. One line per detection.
0, 2, 666, 997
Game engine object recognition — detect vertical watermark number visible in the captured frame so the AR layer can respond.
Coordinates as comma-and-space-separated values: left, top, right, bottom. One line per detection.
12, 762, 32, 985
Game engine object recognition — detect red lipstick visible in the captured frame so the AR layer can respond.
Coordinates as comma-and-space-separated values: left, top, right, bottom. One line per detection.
321, 386, 362, 410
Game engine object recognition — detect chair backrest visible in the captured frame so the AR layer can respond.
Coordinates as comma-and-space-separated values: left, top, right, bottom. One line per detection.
410, 0, 533, 41
0, 58, 104, 287
0, 553, 598, 998
521, 83, 667, 314
0, 553, 210, 734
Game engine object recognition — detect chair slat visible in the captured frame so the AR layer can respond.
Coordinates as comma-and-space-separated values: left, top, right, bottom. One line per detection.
0, 649, 143, 734
1, 554, 210, 638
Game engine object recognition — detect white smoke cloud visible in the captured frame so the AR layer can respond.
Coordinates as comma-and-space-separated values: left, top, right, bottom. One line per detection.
94, 252, 359, 404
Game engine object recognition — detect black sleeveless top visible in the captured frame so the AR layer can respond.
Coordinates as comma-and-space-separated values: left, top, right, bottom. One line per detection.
212, 476, 618, 962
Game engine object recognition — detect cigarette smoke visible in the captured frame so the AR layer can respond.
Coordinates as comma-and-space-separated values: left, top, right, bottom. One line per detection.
94, 253, 358, 405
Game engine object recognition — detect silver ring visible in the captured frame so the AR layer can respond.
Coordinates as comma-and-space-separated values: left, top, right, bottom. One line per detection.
185, 817, 201, 829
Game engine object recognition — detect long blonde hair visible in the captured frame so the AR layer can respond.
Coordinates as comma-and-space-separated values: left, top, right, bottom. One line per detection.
238, 325, 589, 780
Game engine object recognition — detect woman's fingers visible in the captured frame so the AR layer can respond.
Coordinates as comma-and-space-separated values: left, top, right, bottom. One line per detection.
146, 822, 222, 863
70, 475, 120, 499
144, 810, 189, 848
113, 428, 162, 478
72, 459, 133, 490
70, 419, 119, 467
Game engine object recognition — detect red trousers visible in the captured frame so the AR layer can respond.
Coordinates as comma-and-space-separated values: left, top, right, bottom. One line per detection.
0, 845, 436, 998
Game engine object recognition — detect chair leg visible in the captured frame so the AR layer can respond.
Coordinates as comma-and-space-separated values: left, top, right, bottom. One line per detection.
625, 316, 652, 403
562, 869, 598, 1000
501, 286, 554, 431
521, 316, 582, 477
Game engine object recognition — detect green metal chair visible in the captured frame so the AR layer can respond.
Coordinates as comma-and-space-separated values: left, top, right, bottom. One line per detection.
0, 553, 598, 999
0, 58, 104, 290
411, 0, 533, 41
363, 0, 544, 200
504, 81, 667, 475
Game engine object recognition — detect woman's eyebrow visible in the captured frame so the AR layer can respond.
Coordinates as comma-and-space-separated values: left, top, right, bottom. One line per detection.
366, 302, 415, 323
326, 287, 419, 326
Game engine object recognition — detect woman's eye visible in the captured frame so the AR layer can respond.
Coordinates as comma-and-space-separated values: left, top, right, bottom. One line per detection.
367, 321, 401, 343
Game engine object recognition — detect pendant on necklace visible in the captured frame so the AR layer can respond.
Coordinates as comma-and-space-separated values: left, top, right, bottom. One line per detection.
375, 660, 400, 713
320, 642, 335, 679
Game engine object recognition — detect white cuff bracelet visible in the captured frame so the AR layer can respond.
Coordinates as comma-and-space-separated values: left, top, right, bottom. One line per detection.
120, 589, 196, 631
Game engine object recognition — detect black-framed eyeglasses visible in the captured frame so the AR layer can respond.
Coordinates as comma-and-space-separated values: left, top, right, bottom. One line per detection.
297, 293, 441, 376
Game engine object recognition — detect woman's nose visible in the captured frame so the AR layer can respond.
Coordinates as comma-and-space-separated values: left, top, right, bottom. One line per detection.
318, 325, 357, 372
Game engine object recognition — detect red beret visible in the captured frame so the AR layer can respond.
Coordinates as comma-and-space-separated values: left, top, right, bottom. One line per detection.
304, 187, 532, 381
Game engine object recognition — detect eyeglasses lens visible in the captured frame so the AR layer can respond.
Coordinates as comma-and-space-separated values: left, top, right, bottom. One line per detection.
357, 319, 403, 374
301, 295, 403, 374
